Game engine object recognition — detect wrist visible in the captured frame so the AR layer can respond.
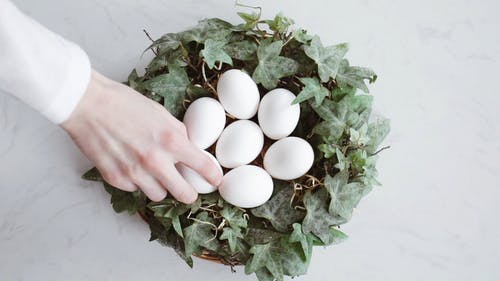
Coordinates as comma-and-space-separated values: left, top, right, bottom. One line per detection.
60, 70, 112, 131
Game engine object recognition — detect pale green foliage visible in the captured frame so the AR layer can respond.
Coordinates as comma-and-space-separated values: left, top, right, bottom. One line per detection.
81, 9, 390, 281
304, 36, 348, 82
252, 39, 299, 89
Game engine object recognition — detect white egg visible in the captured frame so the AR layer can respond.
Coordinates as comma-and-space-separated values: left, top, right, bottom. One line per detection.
258, 88, 301, 140
215, 120, 264, 168
176, 151, 222, 194
218, 165, 273, 208
217, 69, 260, 119
183, 97, 226, 149
263, 137, 314, 180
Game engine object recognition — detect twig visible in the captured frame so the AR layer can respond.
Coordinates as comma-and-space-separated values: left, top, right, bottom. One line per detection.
201, 62, 217, 95
371, 145, 391, 156
143, 29, 155, 43
142, 29, 158, 56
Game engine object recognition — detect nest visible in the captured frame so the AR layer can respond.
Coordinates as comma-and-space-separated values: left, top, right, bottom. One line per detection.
82, 7, 389, 281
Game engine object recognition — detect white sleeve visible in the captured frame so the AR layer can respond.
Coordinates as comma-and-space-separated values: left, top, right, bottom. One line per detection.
0, 0, 91, 124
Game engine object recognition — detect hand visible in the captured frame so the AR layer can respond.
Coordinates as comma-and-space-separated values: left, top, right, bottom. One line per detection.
61, 70, 222, 203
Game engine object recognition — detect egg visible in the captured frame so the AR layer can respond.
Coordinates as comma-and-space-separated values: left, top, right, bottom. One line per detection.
176, 151, 222, 194
183, 97, 226, 149
263, 137, 314, 180
215, 120, 264, 168
218, 165, 273, 208
258, 88, 300, 140
217, 69, 260, 119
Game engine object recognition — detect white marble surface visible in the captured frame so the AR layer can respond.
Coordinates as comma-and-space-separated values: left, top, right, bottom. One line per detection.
1, 0, 499, 280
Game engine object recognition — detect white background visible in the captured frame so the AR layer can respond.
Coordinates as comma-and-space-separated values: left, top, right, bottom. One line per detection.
1, 0, 499, 280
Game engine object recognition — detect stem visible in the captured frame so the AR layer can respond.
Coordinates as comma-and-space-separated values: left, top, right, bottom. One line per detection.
201, 62, 217, 95
143, 29, 158, 55
371, 145, 391, 156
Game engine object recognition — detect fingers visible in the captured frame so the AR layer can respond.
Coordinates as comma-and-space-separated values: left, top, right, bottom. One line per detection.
127, 168, 167, 202
176, 143, 223, 187
101, 169, 138, 192
143, 150, 198, 204
158, 165, 198, 204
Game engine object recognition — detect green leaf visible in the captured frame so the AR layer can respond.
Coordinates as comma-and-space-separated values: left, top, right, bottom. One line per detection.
102, 182, 147, 215
251, 182, 305, 232
147, 48, 188, 73
327, 227, 349, 245
200, 38, 233, 69
245, 241, 284, 281
313, 120, 345, 144
148, 216, 171, 242
336, 59, 377, 93
255, 268, 275, 281
325, 171, 366, 223
143, 65, 189, 119
331, 84, 357, 101
186, 84, 210, 101
220, 227, 244, 253
220, 205, 248, 229
181, 18, 232, 44
252, 39, 299, 89
145, 33, 181, 55
264, 12, 294, 34
153, 224, 194, 268
304, 36, 348, 82
366, 119, 390, 154
292, 29, 313, 44
302, 188, 341, 245
334, 148, 349, 171
311, 99, 343, 122
318, 143, 337, 159
349, 123, 370, 146
292, 77, 330, 106
183, 212, 219, 257
148, 199, 191, 237
245, 227, 284, 245
288, 223, 313, 262
126, 69, 146, 93
172, 216, 183, 238
82, 167, 102, 181
279, 236, 310, 276
224, 40, 258, 61
237, 11, 261, 29
148, 199, 190, 218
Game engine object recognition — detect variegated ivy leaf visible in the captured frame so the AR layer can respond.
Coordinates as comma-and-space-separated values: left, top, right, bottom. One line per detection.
224, 40, 258, 61
180, 18, 232, 44
289, 223, 313, 262
336, 59, 377, 93
251, 182, 305, 232
245, 240, 284, 281
200, 38, 233, 69
143, 65, 189, 119
349, 123, 370, 146
102, 182, 147, 215
292, 29, 313, 44
183, 212, 220, 257
324, 171, 366, 222
237, 11, 261, 29
219, 227, 244, 253
264, 12, 294, 33
304, 35, 348, 82
292, 77, 330, 106
252, 39, 299, 89
301, 188, 342, 245
220, 204, 248, 229
366, 119, 391, 154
